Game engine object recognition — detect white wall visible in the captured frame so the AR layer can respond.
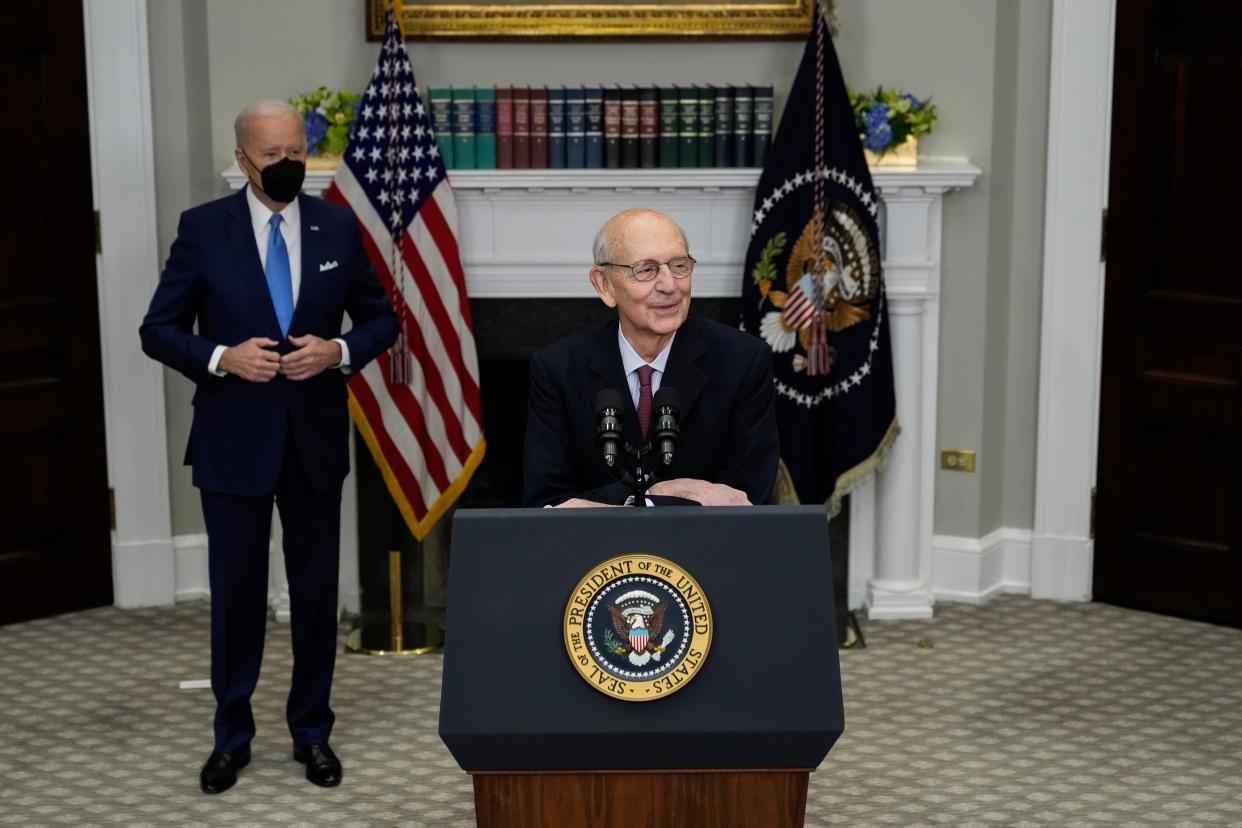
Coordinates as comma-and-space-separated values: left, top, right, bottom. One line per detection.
147, 0, 1051, 543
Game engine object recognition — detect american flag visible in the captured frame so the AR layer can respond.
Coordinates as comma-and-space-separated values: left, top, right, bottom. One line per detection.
324, 9, 484, 540
780, 272, 820, 331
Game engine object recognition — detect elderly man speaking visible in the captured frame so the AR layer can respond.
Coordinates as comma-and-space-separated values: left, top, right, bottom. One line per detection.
523, 208, 779, 508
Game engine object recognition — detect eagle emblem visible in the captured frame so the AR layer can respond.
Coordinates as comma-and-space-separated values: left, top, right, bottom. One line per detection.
564, 555, 712, 702
753, 198, 880, 377
605, 590, 676, 666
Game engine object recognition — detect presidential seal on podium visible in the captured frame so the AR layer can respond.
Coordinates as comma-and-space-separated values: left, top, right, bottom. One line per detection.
564, 554, 713, 702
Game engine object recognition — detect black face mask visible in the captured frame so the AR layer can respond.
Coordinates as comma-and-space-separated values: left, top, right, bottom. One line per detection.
243, 151, 305, 203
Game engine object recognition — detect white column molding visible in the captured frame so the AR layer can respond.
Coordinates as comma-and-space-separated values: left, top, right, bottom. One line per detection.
84, 0, 175, 608
224, 159, 979, 619
1032, 0, 1116, 600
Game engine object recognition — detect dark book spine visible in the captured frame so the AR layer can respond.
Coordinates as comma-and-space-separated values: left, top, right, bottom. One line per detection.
495, 86, 513, 169
584, 87, 604, 169
451, 87, 476, 170
678, 85, 698, 167
513, 86, 530, 169
430, 87, 454, 169
638, 86, 658, 168
658, 86, 679, 168
696, 85, 714, 168
732, 84, 753, 167
620, 87, 640, 169
475, 87, 496, 170
566, 88, 586, 168
752, 84, 774, 167
603, 86, 622, 169
547, 87, 567, 169
713, 86, 734, 168
529, 86, 549, 169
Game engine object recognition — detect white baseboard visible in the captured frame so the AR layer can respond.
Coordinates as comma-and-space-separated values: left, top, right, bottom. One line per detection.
1030, 532, 1093, 600
111, 537, 175, 607
173, 533, 210, 602
932, 527, 1033, 604
171, 533, 360, 618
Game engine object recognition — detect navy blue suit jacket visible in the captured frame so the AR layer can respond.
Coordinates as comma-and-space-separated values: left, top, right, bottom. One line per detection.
140, 188, 398, 495
523, 314, 780, 507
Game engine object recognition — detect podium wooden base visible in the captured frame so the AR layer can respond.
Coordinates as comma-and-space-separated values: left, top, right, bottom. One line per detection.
471, 769, 810, 828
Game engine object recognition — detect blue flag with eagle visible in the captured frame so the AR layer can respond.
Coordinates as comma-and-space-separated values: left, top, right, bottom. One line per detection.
741, 9, 898, 512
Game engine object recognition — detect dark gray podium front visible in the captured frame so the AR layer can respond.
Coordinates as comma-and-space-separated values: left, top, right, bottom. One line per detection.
438, 506, 844, 827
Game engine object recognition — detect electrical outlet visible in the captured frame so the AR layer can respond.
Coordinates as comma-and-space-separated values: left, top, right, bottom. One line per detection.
940, 450, 976, 472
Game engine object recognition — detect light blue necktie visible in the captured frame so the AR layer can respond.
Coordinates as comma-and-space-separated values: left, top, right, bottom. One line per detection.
266, 213, 294, 337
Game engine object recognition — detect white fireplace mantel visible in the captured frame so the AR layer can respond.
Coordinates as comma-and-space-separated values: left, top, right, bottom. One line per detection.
223, 158, 979, 620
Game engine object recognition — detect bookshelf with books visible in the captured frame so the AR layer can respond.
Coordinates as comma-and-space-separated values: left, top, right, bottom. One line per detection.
431, 83, 776, 171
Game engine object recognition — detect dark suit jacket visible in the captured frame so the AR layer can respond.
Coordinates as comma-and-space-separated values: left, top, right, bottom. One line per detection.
140, 188, 398, 495
523, 314, 779, 507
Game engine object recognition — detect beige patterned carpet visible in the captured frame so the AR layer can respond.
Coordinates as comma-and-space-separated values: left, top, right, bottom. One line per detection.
1, 595, 1239, 827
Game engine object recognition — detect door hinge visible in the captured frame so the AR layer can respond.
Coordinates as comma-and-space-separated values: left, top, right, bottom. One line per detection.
95, 210, 101, 254
1089, 486, 1096, 539
1099, 208, 1108, 262
109, 487, 116, 530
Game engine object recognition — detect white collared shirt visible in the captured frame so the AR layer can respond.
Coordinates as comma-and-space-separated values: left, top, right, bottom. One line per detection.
617, 326, 676, 408
207, 185, 349, 375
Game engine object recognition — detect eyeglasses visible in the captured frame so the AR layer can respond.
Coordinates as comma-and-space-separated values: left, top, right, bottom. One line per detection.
598, 256, 696, 282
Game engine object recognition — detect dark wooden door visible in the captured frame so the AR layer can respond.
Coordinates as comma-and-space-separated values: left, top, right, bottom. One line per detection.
0, 0, 112, 623
1095, 0, 1242, 626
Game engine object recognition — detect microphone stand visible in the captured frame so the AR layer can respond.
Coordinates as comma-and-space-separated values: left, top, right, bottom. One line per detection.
595, 387, 679, 507
604, 440, 676, 508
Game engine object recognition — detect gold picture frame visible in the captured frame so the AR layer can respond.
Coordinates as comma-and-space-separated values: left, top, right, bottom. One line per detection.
366, 0, 820, 40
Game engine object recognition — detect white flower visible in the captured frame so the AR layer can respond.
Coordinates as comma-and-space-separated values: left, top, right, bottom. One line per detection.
760, 311, 797, 353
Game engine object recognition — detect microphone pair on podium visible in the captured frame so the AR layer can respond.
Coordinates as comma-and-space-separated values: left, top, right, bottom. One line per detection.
594, 387, 680, 505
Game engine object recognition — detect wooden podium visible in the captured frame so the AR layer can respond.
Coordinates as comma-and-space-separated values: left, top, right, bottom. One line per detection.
439, 507, 844, 828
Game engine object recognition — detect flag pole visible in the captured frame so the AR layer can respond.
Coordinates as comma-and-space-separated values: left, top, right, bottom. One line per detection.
346, 548, 444, 656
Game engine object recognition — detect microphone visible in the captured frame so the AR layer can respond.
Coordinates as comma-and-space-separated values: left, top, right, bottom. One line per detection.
594, 388, 625, 468
651, 386, 680, 468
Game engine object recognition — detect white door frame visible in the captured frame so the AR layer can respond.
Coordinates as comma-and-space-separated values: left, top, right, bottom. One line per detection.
1031, 0, 1117, 600
84, 0, 175, 607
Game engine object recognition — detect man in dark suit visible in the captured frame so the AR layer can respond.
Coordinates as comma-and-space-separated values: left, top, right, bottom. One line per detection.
524, 208, 779, 508
140, 100, 398, 793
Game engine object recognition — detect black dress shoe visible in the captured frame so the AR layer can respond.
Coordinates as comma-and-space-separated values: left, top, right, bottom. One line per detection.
293, 742, 342, 787
200, 745, 251, 794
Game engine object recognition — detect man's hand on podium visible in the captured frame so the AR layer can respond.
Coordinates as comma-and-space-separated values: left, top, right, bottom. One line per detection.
648, 479, 751, 506
553, 498, 623, 508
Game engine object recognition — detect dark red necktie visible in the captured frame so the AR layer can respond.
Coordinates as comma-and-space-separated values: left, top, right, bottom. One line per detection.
636, 364, 655, 442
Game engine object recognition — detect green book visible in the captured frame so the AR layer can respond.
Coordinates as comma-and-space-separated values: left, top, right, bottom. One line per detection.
696, 85, 715, 168
677, 85, 698, 167
658, 86, 679, 168
429, 87, 454, 169
475, 87, 497, 169
452, 87, 477, 170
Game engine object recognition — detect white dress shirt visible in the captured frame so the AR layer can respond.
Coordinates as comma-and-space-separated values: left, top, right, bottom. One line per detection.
207, 185, 350, 376
617, 326, 675, 408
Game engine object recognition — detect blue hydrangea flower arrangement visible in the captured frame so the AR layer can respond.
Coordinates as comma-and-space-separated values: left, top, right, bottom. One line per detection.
849, 87, 938, 156
290, 87, 361, 156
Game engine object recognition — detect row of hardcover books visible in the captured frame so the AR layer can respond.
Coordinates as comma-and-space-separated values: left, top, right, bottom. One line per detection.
427, 86, 775, 170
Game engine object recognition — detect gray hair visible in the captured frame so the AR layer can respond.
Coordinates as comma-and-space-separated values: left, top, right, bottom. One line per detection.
592, 209, 690, 267
234, 99, 304, 148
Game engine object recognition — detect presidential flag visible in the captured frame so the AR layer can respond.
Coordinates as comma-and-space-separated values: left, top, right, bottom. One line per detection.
325, 9, 484, 540
741, 7, 898, 513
